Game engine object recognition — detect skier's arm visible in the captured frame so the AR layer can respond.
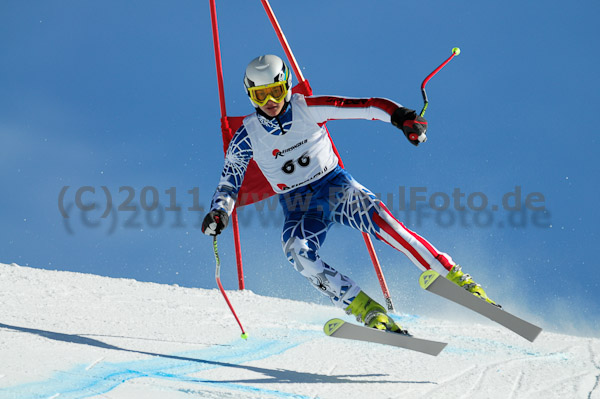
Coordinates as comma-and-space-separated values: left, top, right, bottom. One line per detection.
202, 126, 253, 236
305, 95, 400, 124
305, 95, 428, 146
211, 125, 253, 214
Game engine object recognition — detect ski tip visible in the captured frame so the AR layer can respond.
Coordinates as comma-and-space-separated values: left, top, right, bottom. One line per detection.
323, 318, 345, 336
526, 326, 543, 343
419, 270, 440, 290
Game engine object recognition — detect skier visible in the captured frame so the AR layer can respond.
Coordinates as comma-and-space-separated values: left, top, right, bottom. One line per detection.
202, 54, 496, 335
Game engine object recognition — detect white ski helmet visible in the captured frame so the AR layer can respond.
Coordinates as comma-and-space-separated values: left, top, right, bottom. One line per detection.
243, 54, 292, 108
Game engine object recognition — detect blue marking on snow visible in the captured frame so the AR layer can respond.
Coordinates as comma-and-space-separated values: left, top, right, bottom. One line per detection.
0, 329, 319, 399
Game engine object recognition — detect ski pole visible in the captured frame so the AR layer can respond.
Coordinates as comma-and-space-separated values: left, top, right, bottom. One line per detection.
420, 47, 461, 117
213, 234, 248, 339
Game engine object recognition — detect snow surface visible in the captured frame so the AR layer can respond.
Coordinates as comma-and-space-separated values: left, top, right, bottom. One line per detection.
0, 262, 598, 399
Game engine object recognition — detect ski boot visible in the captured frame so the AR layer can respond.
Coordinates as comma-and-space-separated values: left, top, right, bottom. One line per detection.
345, 291, 409, 335
446, 265, 500, 307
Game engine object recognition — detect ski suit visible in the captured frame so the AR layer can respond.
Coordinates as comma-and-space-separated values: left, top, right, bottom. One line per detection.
210, 93, 456, 308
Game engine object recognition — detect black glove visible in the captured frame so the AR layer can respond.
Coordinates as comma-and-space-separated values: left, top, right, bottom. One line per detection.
202, 209, 229, 236
391, 107, 428, 146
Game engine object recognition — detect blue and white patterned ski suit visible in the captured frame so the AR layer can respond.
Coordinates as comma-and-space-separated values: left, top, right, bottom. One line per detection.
210, 93, 455, 308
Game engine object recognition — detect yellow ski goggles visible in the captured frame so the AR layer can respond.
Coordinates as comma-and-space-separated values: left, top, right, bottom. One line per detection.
248, 81, 288, 106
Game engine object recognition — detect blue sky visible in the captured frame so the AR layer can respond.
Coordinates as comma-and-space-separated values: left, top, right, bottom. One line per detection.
1, 1, 599, 336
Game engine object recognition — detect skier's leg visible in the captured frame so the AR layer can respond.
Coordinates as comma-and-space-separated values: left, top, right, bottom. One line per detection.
281, 212, 361, 309
281, 214, 406, 332
328, 173, 454, 275
328, 172, 497, 305
372, 202, 456, 274
375, 202, 498, 305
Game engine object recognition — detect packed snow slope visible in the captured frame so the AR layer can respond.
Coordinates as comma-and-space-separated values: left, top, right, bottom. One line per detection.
0, 263, 598, 399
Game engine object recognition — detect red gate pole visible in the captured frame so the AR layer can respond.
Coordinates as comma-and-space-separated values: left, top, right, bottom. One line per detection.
209, 0, 245, 290
231, 210, 244, 289
259, 0, 394, 311
260, 0, 305, 84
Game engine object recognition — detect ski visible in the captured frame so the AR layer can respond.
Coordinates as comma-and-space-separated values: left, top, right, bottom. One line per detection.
419, 270, 542, 342
323, 318, 447, 356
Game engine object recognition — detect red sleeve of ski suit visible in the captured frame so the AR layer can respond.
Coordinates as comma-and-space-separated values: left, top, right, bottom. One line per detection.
304, 95, 401, 124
